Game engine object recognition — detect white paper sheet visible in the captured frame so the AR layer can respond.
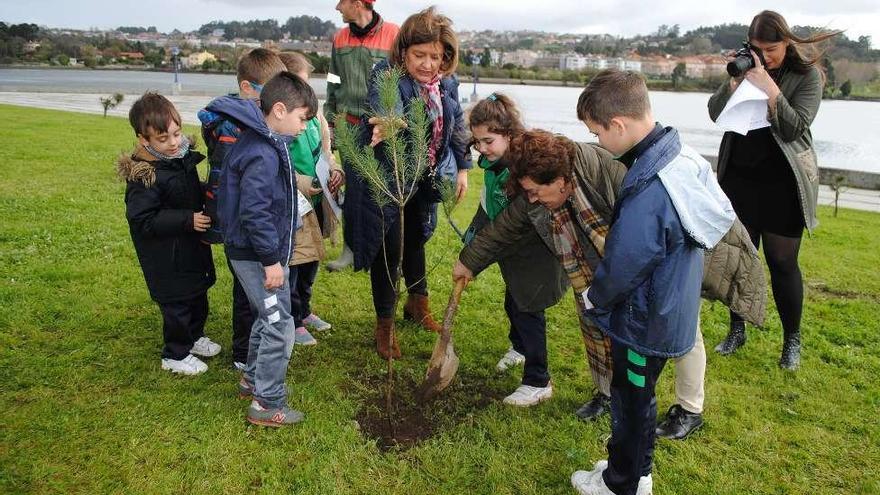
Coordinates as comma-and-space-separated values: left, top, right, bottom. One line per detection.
715, 79, 771, 136
297, 190, 313, 218
581, 287, 594, 310
315, 152, 342, 220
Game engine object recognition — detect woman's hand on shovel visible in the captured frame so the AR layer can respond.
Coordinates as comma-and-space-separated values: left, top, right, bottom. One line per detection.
452, 260, 474, 283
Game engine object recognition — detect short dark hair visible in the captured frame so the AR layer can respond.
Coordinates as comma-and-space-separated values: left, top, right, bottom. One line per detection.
259, 71, 319, 118
128, 91, 181, 136
237, 48, 285, 84
506, 129, 578, 193
576, 69, 650, 128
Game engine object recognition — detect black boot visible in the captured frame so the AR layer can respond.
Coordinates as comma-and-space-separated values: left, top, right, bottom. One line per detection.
574, 392, 611, 421
715, 319, 746, 355
656, 404, 704, 440
779, 332, 801, 370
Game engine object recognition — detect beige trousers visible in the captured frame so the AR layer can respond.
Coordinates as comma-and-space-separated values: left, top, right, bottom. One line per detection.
672, 320, 706, 414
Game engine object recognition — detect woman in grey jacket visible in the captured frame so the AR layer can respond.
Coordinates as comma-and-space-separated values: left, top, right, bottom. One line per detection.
708, 10, 839, 370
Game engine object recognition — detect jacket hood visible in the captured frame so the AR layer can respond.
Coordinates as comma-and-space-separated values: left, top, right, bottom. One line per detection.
202, 96, 274, 140
116, 136, 201, 186
619, 127, 680, 198
618, 127, 735, 249
658, 144, 736, 249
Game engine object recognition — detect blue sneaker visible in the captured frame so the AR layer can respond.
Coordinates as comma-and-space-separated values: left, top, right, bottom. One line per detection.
302, 313, 332, 331
295, 327, 317, 346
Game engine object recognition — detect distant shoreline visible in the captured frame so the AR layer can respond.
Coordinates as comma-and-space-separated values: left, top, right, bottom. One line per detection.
5, 64, 876, 102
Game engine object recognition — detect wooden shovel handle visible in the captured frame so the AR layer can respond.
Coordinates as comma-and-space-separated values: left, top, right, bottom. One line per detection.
441, 278, 468, 334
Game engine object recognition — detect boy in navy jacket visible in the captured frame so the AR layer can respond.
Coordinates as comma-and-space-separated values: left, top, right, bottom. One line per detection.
571, 70, 734, 495
217, 72, 317, 427
198, 48, 286, 369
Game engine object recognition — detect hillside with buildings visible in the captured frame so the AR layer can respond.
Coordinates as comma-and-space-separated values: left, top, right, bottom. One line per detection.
2, 18, 877, 97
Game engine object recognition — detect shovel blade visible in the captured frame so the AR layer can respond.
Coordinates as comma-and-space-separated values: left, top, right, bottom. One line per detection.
420, 340, 459, 400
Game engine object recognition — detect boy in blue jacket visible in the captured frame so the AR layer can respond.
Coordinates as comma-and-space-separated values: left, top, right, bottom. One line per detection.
198, 48, 286, 369
571, 70, 735, 495
217, 72, 318, 427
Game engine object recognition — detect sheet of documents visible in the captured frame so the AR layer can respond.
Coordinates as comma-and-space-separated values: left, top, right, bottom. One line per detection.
315, 152, 342, 220
715, 79, 771, 135
297, 190, 313, 218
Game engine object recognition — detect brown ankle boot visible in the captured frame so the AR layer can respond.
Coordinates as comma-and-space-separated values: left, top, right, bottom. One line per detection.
402, 294, 442, 332
374, 317, 401, 359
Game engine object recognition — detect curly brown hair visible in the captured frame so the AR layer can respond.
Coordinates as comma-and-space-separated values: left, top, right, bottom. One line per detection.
505, 129, 577, 193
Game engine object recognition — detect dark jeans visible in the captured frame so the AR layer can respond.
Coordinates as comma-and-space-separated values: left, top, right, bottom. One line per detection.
227, 257, 255, 364
289, 261, 319, 328
157, 292, 208, 360
603, 340, 667, 495
504, 290, 549, 387
370, 199, 429, 318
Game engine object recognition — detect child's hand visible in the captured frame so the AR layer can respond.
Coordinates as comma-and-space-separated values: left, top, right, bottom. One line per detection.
328, 169, 344, 194
264, 263, 284, 290
193, 211, 211, 232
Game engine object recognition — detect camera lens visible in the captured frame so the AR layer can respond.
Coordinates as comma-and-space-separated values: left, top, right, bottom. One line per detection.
726, 55, 754, 77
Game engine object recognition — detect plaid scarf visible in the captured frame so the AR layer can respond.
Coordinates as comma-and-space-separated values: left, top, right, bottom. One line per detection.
549, 177, 610, 293
418, 76, 444, 167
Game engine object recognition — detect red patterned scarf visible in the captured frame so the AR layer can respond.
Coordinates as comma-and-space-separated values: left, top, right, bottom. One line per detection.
419, 75, 444, 167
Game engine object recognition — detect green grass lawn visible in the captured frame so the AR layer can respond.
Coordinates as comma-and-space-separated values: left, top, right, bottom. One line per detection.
1, 104, 878, 494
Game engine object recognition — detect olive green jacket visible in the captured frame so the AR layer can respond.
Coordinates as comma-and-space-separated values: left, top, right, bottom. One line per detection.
466, 206, 568, 312
460, 142, 767, 325
702, 219, 767, 326
708, 66, 823, 232
459, 142, 623, 295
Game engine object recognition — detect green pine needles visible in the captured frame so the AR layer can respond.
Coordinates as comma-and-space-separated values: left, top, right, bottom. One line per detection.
335, 66, 433, 210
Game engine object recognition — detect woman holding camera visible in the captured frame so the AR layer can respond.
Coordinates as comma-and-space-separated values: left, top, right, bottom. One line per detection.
708, 10, 840, 370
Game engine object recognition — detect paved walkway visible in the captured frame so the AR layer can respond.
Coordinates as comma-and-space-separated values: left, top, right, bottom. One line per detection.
2, 91, 879, 213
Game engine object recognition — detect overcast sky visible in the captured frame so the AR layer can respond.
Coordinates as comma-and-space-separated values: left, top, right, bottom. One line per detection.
3, 0, 878, 43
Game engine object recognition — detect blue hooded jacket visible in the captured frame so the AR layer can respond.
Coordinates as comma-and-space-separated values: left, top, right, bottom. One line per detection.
211, 96, 298, 267
197, 94, 248, 243
585, 127, 733, 358
343, 60, 471, 271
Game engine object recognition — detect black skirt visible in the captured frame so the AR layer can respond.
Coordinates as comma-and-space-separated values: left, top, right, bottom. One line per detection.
721, 128, 805, 238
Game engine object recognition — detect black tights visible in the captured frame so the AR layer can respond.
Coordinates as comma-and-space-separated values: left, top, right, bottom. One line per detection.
731, 226, 803, 337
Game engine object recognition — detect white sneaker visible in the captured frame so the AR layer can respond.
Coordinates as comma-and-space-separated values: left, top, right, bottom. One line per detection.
233, 361, 246, 371
191, 336, 221, 357
571, 460, 653, 495
496, 348, 525, 372
571, 462, 614, 495
161, 354, 208, 375
502, 383, 553, 407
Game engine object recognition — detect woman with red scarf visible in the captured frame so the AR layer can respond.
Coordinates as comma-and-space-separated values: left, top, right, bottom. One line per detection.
345, 7, 471, 358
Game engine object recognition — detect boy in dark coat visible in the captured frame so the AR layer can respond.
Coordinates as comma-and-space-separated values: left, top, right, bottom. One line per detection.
217, 72, 318, 427
118, 92, 219, 375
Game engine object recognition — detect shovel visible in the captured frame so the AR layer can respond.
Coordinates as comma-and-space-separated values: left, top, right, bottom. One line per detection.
419, 277, 468, 400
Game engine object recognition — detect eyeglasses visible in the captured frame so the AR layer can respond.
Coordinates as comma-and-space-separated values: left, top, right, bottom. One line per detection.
248, 82, 263, 93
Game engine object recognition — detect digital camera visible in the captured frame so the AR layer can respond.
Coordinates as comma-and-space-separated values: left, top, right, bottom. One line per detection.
726, 41, 766, 77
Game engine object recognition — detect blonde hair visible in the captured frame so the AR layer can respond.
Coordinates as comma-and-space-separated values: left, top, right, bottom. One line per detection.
278, 51, 314, 77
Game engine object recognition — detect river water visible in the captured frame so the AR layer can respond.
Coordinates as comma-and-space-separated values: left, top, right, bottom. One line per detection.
2, 68, 878, 173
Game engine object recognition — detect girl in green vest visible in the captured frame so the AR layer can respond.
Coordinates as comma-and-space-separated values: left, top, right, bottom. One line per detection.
282, 52, 345, 345
464, 93, 568, 407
